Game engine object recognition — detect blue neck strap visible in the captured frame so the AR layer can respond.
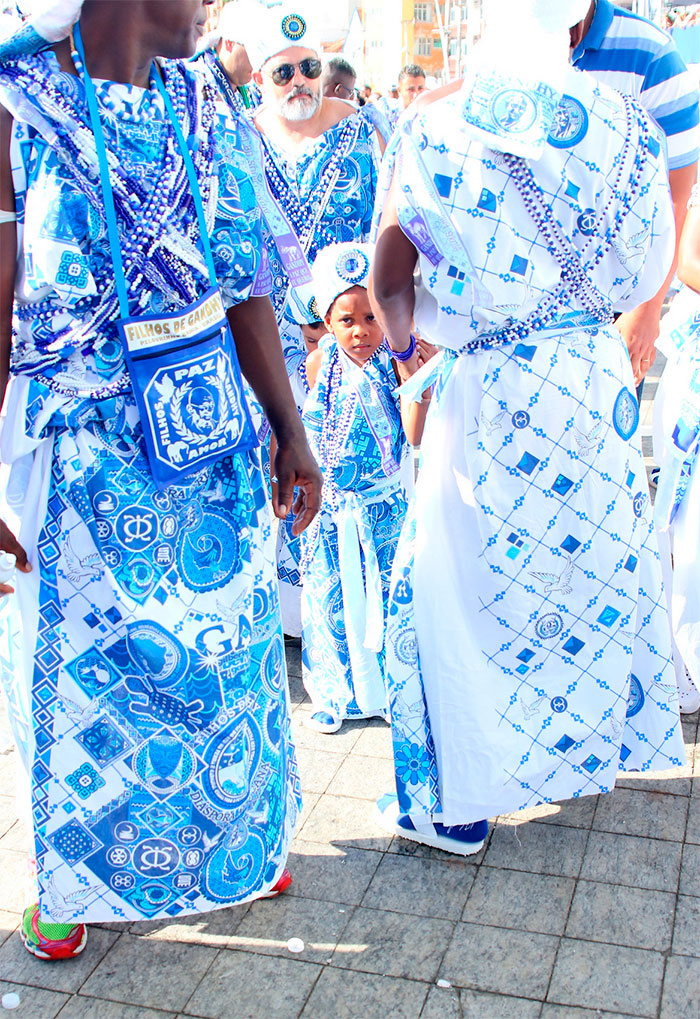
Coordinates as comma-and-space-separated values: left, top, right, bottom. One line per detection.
72, 22, 218, 319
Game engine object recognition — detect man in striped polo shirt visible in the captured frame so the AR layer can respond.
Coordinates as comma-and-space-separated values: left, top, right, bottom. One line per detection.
572, 0, 700, 387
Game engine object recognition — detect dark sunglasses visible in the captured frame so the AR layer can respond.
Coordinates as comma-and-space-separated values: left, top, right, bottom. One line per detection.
268, 58, 322, 86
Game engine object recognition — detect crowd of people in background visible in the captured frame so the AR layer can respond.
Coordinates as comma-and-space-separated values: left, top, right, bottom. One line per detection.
667, 4, 700, 28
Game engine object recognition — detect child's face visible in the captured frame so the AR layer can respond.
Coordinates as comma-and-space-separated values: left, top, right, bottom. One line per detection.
301, 321, 328, 353
325, 287, 383, 366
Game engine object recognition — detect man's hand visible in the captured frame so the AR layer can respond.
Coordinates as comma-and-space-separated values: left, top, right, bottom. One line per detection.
615, 302, 662, 386
0, 519, 31, 596
272, 436, 323, 536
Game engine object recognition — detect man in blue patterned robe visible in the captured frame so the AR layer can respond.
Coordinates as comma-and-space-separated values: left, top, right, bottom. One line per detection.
240, 2, 383, 328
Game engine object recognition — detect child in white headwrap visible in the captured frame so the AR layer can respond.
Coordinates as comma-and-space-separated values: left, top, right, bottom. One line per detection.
299, 242, 432, 733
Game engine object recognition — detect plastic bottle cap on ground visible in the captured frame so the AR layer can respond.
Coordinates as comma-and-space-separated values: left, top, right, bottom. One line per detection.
287, 937, 305, 953
2, 993, 21, 1010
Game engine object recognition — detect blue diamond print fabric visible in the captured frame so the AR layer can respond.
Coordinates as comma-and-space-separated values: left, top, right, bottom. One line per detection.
383, 68, 685, 825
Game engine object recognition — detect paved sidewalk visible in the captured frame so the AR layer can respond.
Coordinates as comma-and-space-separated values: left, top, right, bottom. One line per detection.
0, 644, 698, 1019
1, 355, 699, 1019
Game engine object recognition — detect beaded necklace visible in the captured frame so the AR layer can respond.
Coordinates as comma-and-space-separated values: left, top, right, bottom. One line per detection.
2, 51, 217, 383
262, 114, 361, 261
458, 94, 650, 356
297, 359, 310, 394
318, 345, 383, 477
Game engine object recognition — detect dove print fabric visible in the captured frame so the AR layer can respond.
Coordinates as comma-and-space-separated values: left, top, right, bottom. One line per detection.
383, 70, 686, 824
0, 54, 301, 923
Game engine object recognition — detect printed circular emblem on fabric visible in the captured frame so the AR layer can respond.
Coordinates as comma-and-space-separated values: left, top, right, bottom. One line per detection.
133, 838, 180, 877
93, 490, 118, 515
115, 506, 159, 552
110, 872, 135, 892
490, 89, 537, 134
394, 629, 419, 666
178, 825, 202, 846
103, 546, 122, 569
281, 13, 306, 39
126, 622, 187, 688
548, 95, 589, 148
613, 387, 639, 440
550, 696, 568, 714
336, 249, 370, 285
633, 491, 647, 518
183, 848, 203, 868
107, 845, 131, 867
115, 821, 140, 843
535, 613, 563, 640
577, 209, 596, 236
133, 734, 198, 796
96, 519, 112, 541
626, 673, 645, 718
512, 410, 530, 430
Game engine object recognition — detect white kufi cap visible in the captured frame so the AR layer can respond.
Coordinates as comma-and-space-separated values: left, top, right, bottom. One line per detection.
312, 243, 374, 319
239, 2, 321, 71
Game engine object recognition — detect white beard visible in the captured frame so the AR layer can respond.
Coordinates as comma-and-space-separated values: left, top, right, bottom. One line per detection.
277, 87, 321, 123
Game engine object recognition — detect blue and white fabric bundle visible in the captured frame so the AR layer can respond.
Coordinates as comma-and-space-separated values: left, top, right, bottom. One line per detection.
460, 0, 590, 159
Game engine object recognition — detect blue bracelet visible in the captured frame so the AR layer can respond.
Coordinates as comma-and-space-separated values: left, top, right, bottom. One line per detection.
384, 333, 417, 362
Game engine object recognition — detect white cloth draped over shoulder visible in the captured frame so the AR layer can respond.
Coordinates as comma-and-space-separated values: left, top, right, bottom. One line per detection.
653, 286, 700, 694
382, 68, 685, 826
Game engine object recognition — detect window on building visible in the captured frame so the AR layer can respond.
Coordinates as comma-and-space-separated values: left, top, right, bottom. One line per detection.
415, 36, 431, 56
414, 2, 431, 22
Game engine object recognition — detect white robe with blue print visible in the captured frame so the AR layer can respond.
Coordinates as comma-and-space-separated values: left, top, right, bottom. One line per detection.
384, 68, 686, 825
0, 55, 301, 924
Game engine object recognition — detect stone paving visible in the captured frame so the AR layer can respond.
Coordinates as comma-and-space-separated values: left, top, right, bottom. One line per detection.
0, 646, 698, 1019
1, 354, 699, 1019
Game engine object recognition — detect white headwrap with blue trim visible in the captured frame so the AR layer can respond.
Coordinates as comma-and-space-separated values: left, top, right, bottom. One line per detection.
312, 242, 374, 319
0, 0, 82, 60
461, 0, 590, 160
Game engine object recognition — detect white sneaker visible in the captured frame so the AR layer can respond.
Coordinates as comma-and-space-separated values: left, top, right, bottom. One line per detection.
678, 669, 700, 715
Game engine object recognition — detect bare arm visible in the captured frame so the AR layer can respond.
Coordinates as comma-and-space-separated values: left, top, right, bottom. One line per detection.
617, 161, 697, 384
227, 297, 322, 535
0, 105, 31, 589
368, 174, 418, 382
394, 351, 430, 446
305, 347, 322, 390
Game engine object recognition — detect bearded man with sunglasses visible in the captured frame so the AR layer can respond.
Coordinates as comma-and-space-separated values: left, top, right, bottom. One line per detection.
240, 3, 383, 328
